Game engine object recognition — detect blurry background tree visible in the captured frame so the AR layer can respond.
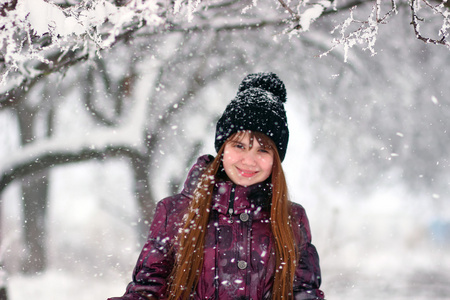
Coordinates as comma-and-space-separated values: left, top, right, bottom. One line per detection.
1, 0, 450, 299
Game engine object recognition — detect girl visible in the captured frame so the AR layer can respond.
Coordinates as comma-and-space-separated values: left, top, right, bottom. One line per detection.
109, 72, 324, 299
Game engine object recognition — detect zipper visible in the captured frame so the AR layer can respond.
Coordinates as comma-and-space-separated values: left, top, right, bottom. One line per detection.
213, 210, 219, 300
227, 184, 236, 223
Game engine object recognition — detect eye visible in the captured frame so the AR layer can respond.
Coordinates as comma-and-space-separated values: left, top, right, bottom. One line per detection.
233, 143, 245, 149
258, 148, 270, 154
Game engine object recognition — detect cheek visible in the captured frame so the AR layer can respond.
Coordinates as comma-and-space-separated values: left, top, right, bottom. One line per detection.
259, 157, 274, 174
222, 159, 230, 173
264, 163, 273, 174
222, 151, 236, 172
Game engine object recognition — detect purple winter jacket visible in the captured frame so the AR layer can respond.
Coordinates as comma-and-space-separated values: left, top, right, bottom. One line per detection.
109, 155, 324, 300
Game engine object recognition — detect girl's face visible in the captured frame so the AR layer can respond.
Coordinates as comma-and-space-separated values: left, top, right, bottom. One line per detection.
222, 131, 274, 186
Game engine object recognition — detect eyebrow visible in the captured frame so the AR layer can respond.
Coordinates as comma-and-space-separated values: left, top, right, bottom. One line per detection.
230, 139, 272, 150
257, 144, 272, 150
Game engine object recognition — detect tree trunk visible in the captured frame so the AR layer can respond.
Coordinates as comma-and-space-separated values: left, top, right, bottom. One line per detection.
130, 153, 155, 243
0, 195, 8, 300
20, 172, 49, 274
0, 285, 7, 300
16, 103, 51, 274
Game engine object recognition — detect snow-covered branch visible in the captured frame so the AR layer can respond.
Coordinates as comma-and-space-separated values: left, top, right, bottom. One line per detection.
0, 0, 164, 89
277, 0, 450, 58
318, 1, 398, 61
411, 0, 450, 47
0, 145, 140, 193
1, 0, 450, 101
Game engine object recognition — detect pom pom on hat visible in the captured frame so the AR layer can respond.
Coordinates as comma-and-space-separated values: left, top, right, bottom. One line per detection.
238, 72, 287, 103
215, 72, 289, 161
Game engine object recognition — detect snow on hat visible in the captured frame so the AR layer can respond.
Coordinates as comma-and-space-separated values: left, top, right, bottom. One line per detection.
215, 72, 289, 161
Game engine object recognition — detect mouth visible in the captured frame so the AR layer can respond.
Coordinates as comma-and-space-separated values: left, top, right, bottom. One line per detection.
236, 167, 258, 178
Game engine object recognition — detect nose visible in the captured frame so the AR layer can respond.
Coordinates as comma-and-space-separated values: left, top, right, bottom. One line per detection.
241, 151, 257, 166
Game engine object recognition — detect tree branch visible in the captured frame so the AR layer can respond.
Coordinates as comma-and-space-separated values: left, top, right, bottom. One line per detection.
410, 0, 450, 47
84, 67, 115, 127
0, 145, 142, 194
278, 0, 300, 21
0, 48, 88, 109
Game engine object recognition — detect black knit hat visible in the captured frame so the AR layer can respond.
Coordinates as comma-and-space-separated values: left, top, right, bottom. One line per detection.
215, 72, 289, 161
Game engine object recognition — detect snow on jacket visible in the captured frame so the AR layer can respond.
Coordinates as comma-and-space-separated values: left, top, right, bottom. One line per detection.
109, 155, 324, 300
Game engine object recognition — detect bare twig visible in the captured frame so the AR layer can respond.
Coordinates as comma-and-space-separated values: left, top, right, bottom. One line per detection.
278, 0, 300, 21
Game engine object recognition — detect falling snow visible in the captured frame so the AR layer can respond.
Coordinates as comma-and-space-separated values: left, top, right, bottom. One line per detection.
1, 1, 450, 300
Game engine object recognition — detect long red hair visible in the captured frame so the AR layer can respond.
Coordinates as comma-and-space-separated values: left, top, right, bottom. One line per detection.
168, 131, 298, 299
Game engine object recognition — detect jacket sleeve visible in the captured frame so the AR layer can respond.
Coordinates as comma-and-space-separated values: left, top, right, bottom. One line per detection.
292, 205, 325, 300
108, 200, 174, 300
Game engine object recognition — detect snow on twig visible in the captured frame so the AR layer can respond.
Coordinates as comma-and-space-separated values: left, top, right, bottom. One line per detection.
0, 0, 164, 86
319, 1, 397, 61
410, 0, 450, 47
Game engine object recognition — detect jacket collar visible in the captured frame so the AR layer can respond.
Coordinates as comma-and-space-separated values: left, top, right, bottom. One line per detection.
212, 180, 272, 215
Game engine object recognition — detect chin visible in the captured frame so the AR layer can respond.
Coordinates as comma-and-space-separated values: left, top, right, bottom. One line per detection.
235, 178, 260, 186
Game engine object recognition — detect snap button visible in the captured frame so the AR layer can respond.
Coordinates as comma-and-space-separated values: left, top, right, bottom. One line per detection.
239, 212, 249, 222
237, 260, 247, 270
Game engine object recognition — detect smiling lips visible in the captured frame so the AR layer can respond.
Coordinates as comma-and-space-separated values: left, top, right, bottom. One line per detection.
236, 167, 258, 178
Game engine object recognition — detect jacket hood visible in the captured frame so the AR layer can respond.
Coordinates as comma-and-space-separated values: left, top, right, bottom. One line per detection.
181, 154, 214, 198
